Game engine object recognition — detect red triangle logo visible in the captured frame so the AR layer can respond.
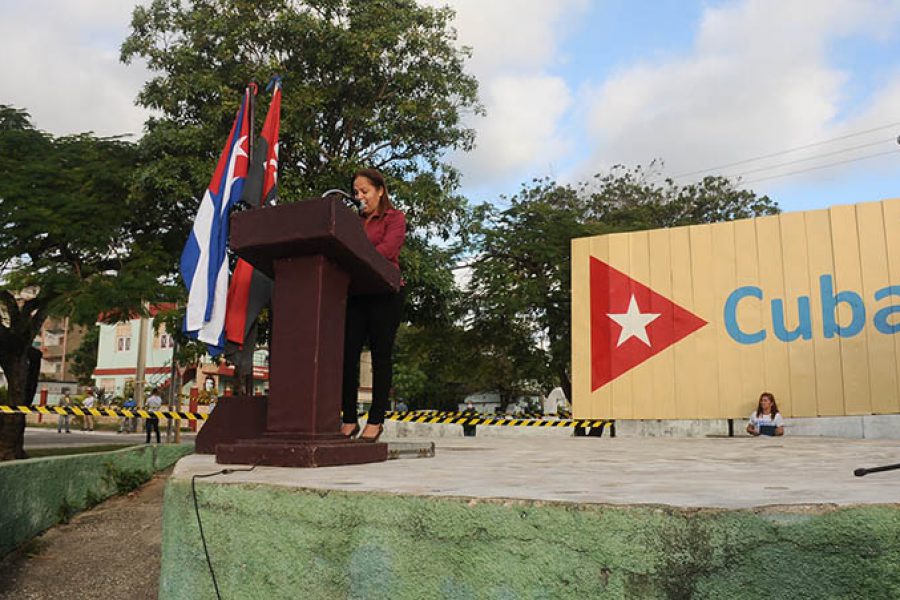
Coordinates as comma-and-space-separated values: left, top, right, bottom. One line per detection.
591, 257, 707, 391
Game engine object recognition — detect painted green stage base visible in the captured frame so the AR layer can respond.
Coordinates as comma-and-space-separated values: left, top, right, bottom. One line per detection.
0, 443, 193, 557
161, 480, 900, 600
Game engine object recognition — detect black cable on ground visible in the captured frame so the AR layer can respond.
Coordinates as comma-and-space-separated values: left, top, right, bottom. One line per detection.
191, 465, 257, 600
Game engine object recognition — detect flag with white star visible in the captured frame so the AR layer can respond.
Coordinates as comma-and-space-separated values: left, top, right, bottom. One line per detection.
180, 85, 253, 355
225, 78, 281, 353
590, 257, 707, 391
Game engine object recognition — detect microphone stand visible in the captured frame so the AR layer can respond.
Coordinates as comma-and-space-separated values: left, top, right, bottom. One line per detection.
321, 188, 363, 214
854, 462, 900, 477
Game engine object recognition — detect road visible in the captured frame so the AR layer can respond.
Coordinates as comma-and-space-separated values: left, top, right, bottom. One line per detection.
24, 427, 196, 449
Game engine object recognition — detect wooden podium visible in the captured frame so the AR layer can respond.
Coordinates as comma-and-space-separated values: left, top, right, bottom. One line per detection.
198, 196, 400, 467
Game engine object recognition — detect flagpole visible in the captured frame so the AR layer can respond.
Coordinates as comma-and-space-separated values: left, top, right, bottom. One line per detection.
247, 82, 256, 178
241, 83, 256, 397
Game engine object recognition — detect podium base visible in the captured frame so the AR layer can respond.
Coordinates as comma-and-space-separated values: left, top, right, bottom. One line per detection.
195, 395, 267, 454
215, 438, 388, 468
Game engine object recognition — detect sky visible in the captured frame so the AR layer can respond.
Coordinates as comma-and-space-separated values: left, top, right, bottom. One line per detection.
2, 0, 900, 214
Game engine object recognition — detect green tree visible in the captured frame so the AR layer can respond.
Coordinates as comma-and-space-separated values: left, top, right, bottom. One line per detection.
70, 325, 100, 386
0, 106, 169, 460
121, 0, 482, 322
468, 165, 780, 401
0, 106, 31, 131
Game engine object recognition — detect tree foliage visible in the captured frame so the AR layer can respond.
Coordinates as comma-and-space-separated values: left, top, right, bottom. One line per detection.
467, 165, 780, 400
69, 325, 100, 386
121, 0, 482, 322
0, 106, 171, 459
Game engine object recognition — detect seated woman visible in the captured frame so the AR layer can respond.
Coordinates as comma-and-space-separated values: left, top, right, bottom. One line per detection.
746, 392, 784, 436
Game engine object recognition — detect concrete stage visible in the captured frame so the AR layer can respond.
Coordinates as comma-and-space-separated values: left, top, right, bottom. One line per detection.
173, 436, 900, 508
161, 436, 900, 599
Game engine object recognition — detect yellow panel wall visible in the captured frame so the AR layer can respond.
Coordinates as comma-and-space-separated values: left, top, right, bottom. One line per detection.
855, 201, 898, 414
882, 199, 900, 411
648, 228, 677, 419
733, 218, 765, 416
572, 199, 900, 419
710, 221, 741, 417
669, 226, 699, 418
778, 212, 818, 416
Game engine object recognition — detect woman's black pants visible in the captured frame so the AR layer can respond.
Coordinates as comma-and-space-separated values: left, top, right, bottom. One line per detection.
342, 291, 403, 425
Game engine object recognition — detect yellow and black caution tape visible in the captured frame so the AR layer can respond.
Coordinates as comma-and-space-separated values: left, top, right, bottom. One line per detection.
0, 405, 207, 421
382, 410, 611, 429
3, 405, 599, 428
385, 409, 568, 420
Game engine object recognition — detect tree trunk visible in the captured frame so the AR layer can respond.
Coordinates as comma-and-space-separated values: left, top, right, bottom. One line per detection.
0, 347, 41, 461
0, 414, 26, 460
0, 354, 28, 461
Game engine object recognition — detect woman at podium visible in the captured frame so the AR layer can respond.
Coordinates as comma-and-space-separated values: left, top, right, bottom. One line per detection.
341, 168, 406, 442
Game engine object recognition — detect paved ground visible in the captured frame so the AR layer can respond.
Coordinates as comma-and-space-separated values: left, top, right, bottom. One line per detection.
3, 435, 899, 600
0, 469, 170, 600
177, 435, 900, 508
23, 427, 196, 449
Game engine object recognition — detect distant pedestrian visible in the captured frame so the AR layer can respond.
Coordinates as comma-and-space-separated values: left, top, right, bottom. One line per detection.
395, 399, 408, 413
119, 396, 137, 433
463, 401, 477, 437
57, 394, 72, 433
145, 387, 162, 444
82, 389, 96, 431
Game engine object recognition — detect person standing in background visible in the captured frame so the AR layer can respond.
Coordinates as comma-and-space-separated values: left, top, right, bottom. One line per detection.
145, 387, 163, 444
57, 393, 71, 433
119, 396, 137, 433
81, 388, 96, 431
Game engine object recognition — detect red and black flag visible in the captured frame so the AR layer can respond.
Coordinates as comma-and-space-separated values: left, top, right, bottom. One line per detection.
224, 77, 281, 368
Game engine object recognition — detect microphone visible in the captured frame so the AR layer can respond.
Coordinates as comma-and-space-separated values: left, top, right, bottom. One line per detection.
321, 188, 363, 214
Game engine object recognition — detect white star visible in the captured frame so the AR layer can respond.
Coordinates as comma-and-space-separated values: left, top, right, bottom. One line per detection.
607, 295, 660, 347
234, 135, 249, 159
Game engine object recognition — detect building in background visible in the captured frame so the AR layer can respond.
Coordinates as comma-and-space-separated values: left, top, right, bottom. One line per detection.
92, 305, 177, 398
0, 287, 84, 403
90, 306, 381, 406
37, 316, 85, 382
92, 305, 269, 401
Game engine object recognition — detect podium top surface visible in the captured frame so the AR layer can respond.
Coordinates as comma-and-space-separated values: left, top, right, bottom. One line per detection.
230, 197, 401, 295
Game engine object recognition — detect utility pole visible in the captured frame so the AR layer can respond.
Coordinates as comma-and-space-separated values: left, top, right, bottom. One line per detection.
60, 316, 69, 381
167, 334, 180, 443
134, 305, 149, 409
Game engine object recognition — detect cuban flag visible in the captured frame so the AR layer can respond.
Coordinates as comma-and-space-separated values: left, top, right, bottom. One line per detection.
224, 77, 281, 352
180, 86, 253, 355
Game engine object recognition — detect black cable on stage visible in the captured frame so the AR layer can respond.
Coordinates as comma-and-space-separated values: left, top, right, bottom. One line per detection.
191, 465, 257, 600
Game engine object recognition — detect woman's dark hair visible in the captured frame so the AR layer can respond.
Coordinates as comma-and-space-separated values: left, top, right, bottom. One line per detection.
352, 168, 394, 213
756, 392, 779, 417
